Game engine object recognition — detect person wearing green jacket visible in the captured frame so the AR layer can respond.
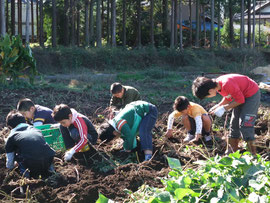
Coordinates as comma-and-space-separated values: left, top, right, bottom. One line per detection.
99, 101, 158, 161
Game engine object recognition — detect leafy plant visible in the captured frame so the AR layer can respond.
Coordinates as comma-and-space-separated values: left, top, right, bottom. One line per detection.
0, 34, 38, 85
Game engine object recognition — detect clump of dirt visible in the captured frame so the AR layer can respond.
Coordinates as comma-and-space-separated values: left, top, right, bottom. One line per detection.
0, 87, 269, 202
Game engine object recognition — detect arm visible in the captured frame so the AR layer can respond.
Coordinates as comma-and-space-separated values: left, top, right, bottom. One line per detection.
223, 101, 242, 111
165, 112, 175, 138
72, 117, 89, 152
6, 152, 15, 169
121, 124, 135, 150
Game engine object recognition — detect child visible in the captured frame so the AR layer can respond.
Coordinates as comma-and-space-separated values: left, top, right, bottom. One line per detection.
17, 98, 55, 126
99, 100, 158, 161
52, 104, 98, 161
165, 96, 212, 142
109, 82, 141, 118
192, 74, 260, 155
5, 110, 55, 178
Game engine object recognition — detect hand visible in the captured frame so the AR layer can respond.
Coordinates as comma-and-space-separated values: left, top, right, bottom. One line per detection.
214, 106, 225, 117
165, 129, 173, 138
190, 134, 202, 143
64, 149, 76, 162
209, 104, 219, 114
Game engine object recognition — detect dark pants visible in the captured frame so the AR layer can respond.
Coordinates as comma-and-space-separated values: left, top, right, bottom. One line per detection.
139, 104, 158, 151
60, 117, 98, 149
16, 155, 54, 178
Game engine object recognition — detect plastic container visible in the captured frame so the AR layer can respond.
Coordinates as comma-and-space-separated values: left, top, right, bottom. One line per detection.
35, 124, 65, 150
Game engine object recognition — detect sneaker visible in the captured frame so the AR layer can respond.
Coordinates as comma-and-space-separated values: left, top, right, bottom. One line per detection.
144, 154, 152, 161
204, 135, 212, 142
183, 133, 195, 142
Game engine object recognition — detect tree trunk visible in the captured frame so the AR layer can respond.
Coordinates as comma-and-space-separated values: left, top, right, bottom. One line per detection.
136, 0, 141, 47
64, 0, 69, 45
52, 0, 57, 47
162, 0, 168, 32
11, 0, 15, 35
259, 1, 261, 45
189, 0, 192, 46
240, 0, 244, 48
111, 0, 116, 46
31, 0, 34, 42
247, 0, 251, 46
170, 0, 174, 48
85, 0, 89, 46
107, 0, 110, 45
0, 0, 6, 36
174, 0, 178, 46
203, 4, 206, 47
217, 0, 221, 48
36, 0, 39, 42
18, 0, 22, 36
210, 0, 214, 48
229, 0, 234, 44
96, 0, 102, 47
39, 0, 44, 47
6, 0, 8, 34
150, 0, 154, 46
101, 0, 105, 37
76, 1, 80, 46
70, 0, 75, 46
195, 0, 200, 47
89, 0, 94, 46
122, 0, 126, 47
26, 0, 30, 43
252, 0, 255, 48
179, 0, 183, 50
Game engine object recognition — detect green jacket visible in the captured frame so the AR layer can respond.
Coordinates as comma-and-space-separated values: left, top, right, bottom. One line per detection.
111, 101, 149, 150
110, 86, 141, 110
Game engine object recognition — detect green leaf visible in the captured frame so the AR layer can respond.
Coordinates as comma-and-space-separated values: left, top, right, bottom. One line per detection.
219, 157, 233, 166
95, 193, 109, 203
154, 191, 171, 202
167, 156, 181, 170
174, 188, 194, 200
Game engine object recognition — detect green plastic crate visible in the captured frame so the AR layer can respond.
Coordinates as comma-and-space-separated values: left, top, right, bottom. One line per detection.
35, 124, 65, 150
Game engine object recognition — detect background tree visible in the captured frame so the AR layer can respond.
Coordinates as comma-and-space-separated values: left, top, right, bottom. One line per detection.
63, 0, 69, 45
25, 0, 30, 43
210, 0, 214, 48
170, 0, 175, 48
90, 0, 94, 46
52, 0, 57, 47
96, 0, 102, 47
179, 0, 183, 50
85, 0, 89, 46
195, 0, 200, 47
39, 0, 44, 47
0, 0, 6, 36
11, 0, 15, 36
136, 0, 141, 47
122, 0, 126, 47
111, 0, 116, 47
247, 0, 251, 46
150, 0, 154, 46
240, 0, 244, 48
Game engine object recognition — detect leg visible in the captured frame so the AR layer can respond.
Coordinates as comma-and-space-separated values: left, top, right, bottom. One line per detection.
202, 114, 212, 133
60, 125, 76, 149
183, 116, 196, 142
83, 117, 98, 145
139, 104, 158, 155
239, 90, 260, 155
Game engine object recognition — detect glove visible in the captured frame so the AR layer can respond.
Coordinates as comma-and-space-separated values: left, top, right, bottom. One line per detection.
6, 152, 15, 169
64, 148, 76, 162
214, 106, 225, 117
209, 104, 219, 114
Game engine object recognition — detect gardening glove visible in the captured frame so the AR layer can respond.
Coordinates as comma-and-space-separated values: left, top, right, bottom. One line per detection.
64, 148, 76, 162
214, 106, 225, 117
6, 152, 15, 169
209, 104, 219, 114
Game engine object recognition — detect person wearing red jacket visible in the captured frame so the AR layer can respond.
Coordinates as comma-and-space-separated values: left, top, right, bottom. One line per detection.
192, 74, 260, 155
52, 104, 98, 161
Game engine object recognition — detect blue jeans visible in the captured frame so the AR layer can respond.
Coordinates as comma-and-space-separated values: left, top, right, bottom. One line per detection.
139, 104, 158, 151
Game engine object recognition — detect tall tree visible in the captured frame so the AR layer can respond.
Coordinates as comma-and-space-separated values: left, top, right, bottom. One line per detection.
179, 0, 183, 50
162, 0, 168, 32
240, 0, 244, 48
89, 0, 94, 46
11, 0, 15, 35
111, 0, 116, 46
202, 4, 206, 47
252, 0, 255, 48
150, 0, 154, 46
136, 0, 142, 47
70, 0, 75, 46
122, 0, 126, 47
195, 0, 200, 47
76, 1, 80, 46
0, 0, 6, 36
189, 0, 192, 46
39, 0, 44, 47
18, 0, 22, 36
229, 0, 234, 44
36, 0, 39, 42
101, 0, 105, 37
210, 0, 214, 48
64, 0, 69, 45
247, 0, 251, 46
52, 0, 57, 47
96, 0, 102, 47
6, 0, 8, 33
170, 0, 174, 48
85, 0, 89, 46
217, 0, 221, 48
174, 0, 178, 46
25, 0, 30, 43
107, 0, 110, 45
31, 0, 34, 42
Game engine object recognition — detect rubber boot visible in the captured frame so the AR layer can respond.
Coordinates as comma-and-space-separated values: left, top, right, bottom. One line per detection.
226, 138, 240, 154
247, 141, 256, 156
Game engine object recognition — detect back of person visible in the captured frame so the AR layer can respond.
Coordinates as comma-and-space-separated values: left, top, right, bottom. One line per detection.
6, 125, 55, 160
34, 105, 56, 125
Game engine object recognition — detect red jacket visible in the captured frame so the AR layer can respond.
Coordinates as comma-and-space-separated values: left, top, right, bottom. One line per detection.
216, 74, 259, 103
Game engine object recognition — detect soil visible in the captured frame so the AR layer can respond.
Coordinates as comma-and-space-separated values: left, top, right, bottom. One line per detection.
0, 86, 269, 203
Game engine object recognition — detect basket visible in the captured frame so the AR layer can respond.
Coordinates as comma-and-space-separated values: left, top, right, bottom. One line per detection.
35, 124, 65, 150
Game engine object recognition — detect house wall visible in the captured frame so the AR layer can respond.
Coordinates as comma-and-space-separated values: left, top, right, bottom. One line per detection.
261, 6, 270, 13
